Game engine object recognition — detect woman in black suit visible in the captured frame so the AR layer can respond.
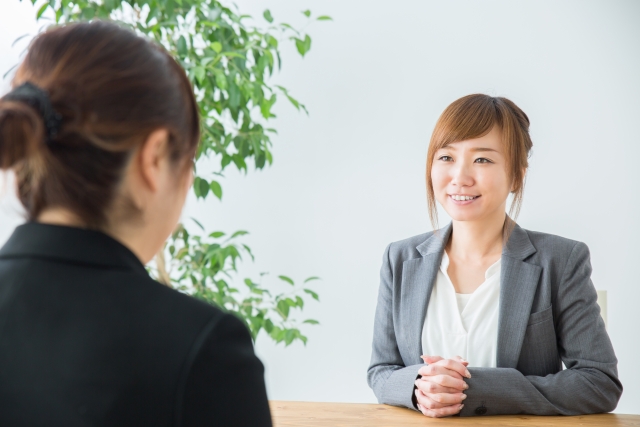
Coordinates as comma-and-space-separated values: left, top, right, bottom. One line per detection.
0, 21, 271, 427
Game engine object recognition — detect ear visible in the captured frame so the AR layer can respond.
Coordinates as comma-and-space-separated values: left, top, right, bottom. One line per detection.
138, 129, 169, 193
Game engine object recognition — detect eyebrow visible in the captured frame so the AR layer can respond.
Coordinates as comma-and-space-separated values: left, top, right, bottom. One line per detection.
440, 145, 500, 153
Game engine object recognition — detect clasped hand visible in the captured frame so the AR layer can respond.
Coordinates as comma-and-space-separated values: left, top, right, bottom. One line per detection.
414, 355, 471, 418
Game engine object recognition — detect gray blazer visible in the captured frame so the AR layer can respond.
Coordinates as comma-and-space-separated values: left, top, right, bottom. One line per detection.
367, 222, 622, 416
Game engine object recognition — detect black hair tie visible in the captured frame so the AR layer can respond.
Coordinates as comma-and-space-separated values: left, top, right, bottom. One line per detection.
3, 82, 62, 145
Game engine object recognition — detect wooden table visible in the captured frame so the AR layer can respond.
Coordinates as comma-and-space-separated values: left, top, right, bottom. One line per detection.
270, 401, 640, 426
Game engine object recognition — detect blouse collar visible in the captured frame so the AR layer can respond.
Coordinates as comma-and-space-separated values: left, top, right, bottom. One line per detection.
440, 250, 502, 280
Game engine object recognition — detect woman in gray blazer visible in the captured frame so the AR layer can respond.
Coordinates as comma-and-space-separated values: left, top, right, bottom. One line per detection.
367, 94, 622, 417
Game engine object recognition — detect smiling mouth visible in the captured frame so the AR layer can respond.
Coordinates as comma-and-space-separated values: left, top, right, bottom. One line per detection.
449, 194, 480, 201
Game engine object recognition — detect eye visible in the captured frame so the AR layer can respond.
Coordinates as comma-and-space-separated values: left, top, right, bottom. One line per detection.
474, 157, 493, 164
438, 155, 453, 162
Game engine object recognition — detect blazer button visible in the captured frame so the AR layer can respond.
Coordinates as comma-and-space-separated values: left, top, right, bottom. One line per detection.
475, 406, 487, 415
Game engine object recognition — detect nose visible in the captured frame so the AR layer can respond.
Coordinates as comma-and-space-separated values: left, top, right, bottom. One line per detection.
450, 160, 474, 189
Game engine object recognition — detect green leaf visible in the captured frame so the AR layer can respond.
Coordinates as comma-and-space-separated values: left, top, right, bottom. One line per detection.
36, 2, 49, 19
194, 66, 206, 85
277, 300, 290, 319
294, 38, 305, 56
211, 41, 222, 53
280, 23, 297, 32
263, 9, 273, 23
294, 34, 312, 57
191, 217, 205, 230
303, 34, 312, 53
284, 328, 295, 345
104, 0, 117, 11
193, 177, 209, 199
231, 230, 249, 238
201, 57, 215, 66
264, 319, 274, 333
286, 94, 300, 110
177, 35, 187, 56
242, 244, 255, 261
303, 319, 320, 325
303, 289, 319, 301
210, 231, 225, 238
213, 69, 227, 90
165, 0, 176, 19
260, 94, 277, 119
304, 276, 321, 283
194, 177, 209, 199
210, 180, 223, 200
317, 15, 333, 21
228, 82, 241, 108
266, 35, 278, 48
2, 64, 18, 80
220, 51, 246, 59
278, 275, 294, 286
302, 10, 311, 17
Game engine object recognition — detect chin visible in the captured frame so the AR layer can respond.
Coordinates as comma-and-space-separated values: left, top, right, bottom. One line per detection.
447, 214, 484, 222
443, 206, 485, 223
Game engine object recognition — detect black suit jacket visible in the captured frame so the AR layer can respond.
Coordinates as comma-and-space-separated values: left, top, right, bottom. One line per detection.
0, 223, 272, 427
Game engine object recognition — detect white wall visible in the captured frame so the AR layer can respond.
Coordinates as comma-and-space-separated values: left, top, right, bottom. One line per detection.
2, 0, 639, 415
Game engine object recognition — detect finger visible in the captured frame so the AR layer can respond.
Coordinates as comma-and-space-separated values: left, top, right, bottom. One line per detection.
454, 355, 470, 366
414, 389, 449, 410
418, 364, 464, 380
434, 358, 471, 379
433, 358, 470, 378
422, 404, 464, 418
421, 355, 444, 364
417, 370, 468, 391
426, 391, 467, 405
415, 378, 465, 395
417, 388, 466, 409
430, 374, 469, 390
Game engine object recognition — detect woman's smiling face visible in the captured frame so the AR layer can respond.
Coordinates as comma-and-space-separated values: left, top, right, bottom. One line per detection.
430, 126, 513, 223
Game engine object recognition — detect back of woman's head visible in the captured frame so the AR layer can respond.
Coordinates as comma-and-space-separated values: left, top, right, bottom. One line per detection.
0, 21, 199, 229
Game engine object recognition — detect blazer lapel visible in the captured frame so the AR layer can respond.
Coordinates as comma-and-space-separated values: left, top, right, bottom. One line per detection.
399, 224, 451, 364
496, 223, 542, 368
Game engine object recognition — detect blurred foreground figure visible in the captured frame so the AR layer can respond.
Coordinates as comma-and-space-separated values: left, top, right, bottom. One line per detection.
0, 21, 272, 427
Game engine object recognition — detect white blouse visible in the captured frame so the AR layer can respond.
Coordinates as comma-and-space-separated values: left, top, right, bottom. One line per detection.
421, 251, 501, 367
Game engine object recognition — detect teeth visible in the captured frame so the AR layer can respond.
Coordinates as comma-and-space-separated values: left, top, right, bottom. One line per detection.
452, 195, 476, 201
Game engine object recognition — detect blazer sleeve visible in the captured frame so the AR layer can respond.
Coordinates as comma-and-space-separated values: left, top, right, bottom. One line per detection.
367, 244, 423, 410
461, 242, 623, 416
179, 313, 273, 427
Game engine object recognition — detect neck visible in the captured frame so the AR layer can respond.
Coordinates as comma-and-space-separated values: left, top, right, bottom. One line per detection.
447, 208, 507, 261
36, 207, 152, 264
37, 207, 86, 228
107, 220, 159, 265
